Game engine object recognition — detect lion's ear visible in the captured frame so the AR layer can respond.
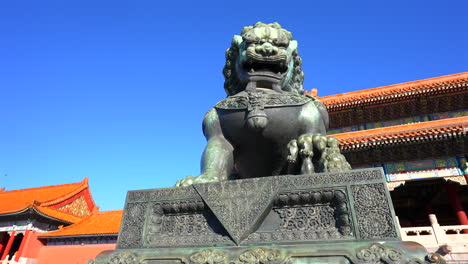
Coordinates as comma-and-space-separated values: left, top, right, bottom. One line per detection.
284, 30, 292, 41
241, 26, 253, 35
231, 35, 243, 47
270, 22, 282, 29
276, 30, 291, 47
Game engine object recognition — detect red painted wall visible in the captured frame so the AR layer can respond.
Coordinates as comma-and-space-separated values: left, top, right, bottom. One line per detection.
35, 244, 115, 264
21, 232, 45, 259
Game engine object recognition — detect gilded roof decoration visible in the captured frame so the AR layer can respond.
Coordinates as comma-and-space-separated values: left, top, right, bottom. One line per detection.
56, 195, 91, 218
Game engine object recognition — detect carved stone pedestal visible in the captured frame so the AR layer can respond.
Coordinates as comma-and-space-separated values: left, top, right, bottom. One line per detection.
91, 168, 444, 264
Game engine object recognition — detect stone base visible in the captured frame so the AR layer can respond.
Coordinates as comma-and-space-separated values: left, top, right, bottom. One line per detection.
91, 169, 445, 263
91, 241, 443, 264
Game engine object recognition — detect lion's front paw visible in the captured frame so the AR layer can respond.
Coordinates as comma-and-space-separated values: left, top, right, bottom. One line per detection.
175, 174, 218, 187
324, 152, 352, 172
322, 137, 352, 172
286, 134, 351, 174
287, 133, 325, 174
297, 134, 313, 156
175, 176, 195, 187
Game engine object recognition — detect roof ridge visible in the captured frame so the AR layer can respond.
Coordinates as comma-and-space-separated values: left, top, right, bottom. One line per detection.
334, 116, 467, 139
32, 205, 83, 224
334, 116, 467, 150
55, 209, 113, 229
38, 209, 123, 237
318, 72, 468, 108
0, 178, 87, 195
39, 178, 89, 206
320, 72, 467, 99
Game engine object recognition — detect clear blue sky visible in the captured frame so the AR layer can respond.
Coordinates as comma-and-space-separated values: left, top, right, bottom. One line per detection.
0, 0, 466, 211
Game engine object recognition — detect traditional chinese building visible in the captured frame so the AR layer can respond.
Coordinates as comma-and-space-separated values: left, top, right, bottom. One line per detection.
319, 71, 468, 261
0, 178, 122, 264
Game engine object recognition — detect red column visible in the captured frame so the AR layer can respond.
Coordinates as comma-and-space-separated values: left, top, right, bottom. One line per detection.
0, 233, 6, 258
446, 183, 468, 233
1, 231, 15, 261
14, 230, 30, 262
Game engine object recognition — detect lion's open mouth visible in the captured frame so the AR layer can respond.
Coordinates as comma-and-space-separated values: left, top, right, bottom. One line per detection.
243, 61, 287, 80
242, 60, 288, 91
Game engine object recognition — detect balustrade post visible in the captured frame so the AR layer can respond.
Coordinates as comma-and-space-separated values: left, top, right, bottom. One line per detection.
395, 216, 408, 240
429, 214, 445, 245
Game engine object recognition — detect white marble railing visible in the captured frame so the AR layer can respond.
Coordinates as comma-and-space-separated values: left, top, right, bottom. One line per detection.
400, 226, 438, 245
398, 214, 468, 254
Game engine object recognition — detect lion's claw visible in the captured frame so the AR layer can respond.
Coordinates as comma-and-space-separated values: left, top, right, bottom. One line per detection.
175, 176, 196, 187
299, 149, 312, 157
286, 134, 351, 174
287, 140, 299, 164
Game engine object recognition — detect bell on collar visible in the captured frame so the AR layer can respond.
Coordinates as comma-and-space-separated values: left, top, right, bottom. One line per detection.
246, 109, 268, 131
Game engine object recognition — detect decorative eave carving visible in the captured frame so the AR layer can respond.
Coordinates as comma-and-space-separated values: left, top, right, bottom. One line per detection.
335, 116, 467, 151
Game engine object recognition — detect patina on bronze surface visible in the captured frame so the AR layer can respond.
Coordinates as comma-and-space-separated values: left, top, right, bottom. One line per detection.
176, 22, 351, 187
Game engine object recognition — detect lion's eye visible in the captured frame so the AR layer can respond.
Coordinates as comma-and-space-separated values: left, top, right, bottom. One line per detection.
274, 40, 289, 48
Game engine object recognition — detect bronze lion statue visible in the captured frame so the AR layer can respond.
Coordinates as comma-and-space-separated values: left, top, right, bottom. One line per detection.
176, 22, 351, 186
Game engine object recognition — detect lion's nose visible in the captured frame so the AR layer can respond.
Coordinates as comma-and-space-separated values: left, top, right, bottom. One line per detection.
255, 42, 279, 56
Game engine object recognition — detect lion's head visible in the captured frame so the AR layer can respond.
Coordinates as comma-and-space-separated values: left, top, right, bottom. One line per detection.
223, 22, 305, 96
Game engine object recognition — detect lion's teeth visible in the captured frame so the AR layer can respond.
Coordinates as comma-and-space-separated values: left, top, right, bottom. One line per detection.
250, 68, 255, 73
